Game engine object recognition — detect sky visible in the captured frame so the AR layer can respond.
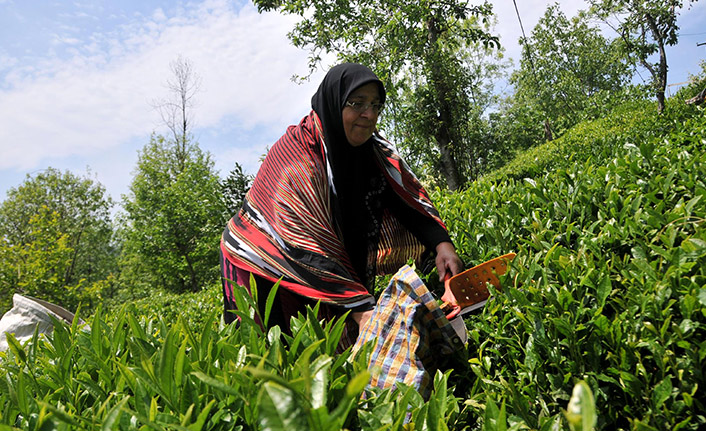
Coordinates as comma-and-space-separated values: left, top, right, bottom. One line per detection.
1, 0, 705, 210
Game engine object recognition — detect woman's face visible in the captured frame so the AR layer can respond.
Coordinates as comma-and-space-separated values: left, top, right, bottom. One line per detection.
342, 82, 381, 147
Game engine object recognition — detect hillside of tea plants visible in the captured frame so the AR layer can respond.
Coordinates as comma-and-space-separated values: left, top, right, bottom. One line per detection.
431, 94, 706, 430
1, 91, 704, 430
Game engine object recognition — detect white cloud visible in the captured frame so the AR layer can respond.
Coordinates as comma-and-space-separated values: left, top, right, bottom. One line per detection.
0, 0, 321, 171
50, 35, 83, 46
0, 52, 18, 73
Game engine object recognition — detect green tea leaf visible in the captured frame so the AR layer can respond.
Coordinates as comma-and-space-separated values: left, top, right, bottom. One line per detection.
36, 401, 80, 427
310, 355, 332, 409
158, 325, 179, 403
174, 337, 188, 387
101, 396, 129, 431
188, 399, 216, 431
698, 288, 706, 307
652, 378, 672, 409
681, 238, 706, 256
258, 382, 308, 431
564, 381, 596, 431
484, 397, 507, 431
345, 371, 371, 398
596, 274, 611, 307
264, 278, 282, 328
247, 367, 298, 392
5, 333, 27, 365
91, 304, 105, 358
191, 371, 240, 396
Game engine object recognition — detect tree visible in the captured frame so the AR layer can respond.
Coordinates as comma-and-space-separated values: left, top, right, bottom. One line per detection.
253, 0, 499, 190
221, 162, 254, 216
122, 57, 225, 293
151, 55, 202, 169
508, 5, 634, 139
121, 136, 227, 293
0, 168, 115, 312
391, 16, 508, 186
0, 211, 72, 313
588, 0, 699, 113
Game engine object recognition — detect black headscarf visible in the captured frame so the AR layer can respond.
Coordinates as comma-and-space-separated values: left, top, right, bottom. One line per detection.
311, 63, 387, 286
311, 63, 386, 147
311, 62, 386, 195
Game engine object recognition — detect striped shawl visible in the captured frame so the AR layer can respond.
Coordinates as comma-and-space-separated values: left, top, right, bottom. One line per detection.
221, 111, 446, 307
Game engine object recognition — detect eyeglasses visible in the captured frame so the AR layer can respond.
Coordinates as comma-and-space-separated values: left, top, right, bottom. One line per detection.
344, 100, 384, 114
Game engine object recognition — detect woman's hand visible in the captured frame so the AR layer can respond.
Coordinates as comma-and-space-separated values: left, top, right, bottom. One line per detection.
436, 241, 463, 306
351, 309, 373, 331
435, 241, 463, 281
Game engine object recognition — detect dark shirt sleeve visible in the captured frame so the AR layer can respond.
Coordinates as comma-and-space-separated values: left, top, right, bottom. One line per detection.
383, 185, 451, 249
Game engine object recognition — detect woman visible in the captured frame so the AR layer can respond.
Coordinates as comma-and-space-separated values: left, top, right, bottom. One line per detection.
220, 63, 462, 347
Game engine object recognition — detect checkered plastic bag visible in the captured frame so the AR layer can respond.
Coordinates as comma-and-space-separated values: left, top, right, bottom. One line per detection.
352, 265, 467, 399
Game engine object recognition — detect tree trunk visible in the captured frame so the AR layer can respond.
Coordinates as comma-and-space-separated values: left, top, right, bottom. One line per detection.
184, 253, 199, 292
654, 34, 667, 114
544, 119, 554, 141
64, 224, 85, 286
426, 16, 463, 191
645, 12, 668, 114
685, 86, 706, 105
434, 118, 462, 191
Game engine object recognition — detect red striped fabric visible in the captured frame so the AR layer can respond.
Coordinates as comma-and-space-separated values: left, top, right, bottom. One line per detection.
221, 111, 447, 307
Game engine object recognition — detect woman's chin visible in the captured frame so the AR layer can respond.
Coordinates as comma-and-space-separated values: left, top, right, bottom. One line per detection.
347, 133, 373, 147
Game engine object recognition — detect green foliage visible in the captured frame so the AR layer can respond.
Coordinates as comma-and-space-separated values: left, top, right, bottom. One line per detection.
588, 0, 699, 113
0, 168, 116, 314
221, 162, 253, 216
393, 15, 509, 187
511, 5, 634, 135
487, 4, 637, 165
253, 0, 499, 190
3, 47, 705, 431
484, 102, 547, 170
483, 97, 696, 184
0, 211, 81, 313
431, 96, 706, 429
0, 280, 460, 430
103, 282, 223, 332
565, 381, 597, 431
120, 135, 227, 293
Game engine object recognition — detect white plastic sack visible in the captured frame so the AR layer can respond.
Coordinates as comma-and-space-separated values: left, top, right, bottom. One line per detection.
0, 294, 82, 351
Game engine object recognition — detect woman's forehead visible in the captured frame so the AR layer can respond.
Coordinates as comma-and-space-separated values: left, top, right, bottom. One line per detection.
347, 82, 381, 99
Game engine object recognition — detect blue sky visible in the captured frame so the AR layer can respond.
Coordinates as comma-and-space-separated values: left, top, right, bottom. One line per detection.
1, 0, 705, 208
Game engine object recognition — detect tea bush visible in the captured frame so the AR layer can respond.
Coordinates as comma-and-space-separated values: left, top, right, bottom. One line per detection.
102, 283, 223, 332
0, 281, 465, 430
485, 95, 700, 185
431, 103, 706, 429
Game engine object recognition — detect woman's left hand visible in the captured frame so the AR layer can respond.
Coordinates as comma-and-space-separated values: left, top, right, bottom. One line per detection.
436, 242, 463, 306
435, 241, 463, 282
